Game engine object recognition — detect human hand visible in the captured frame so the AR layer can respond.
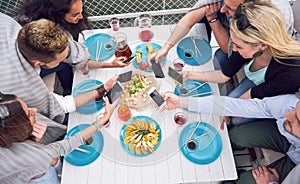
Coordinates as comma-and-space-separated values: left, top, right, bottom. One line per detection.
148, 46, 169, 66
161, 92, 183, 110
104, 75, 119, 91
111, 57, 128, 67
252, 166, 279, 184
220, 116, 231, 130
205, 2, 221, 20
180, 71, 190, 82
31, 121, 47, 143
98, 97, 118, 126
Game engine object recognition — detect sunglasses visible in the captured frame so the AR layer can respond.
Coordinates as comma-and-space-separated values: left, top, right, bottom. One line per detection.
234, 4, 257, 31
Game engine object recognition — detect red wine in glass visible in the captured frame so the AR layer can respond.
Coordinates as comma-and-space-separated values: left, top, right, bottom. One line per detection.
174, 112, 187, 125
174, 63, 184, 71
173, 58, 185, 71
139, 30, 154, 42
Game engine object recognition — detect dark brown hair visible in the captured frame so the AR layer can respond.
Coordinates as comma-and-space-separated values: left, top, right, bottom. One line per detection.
0, 93, 33, 148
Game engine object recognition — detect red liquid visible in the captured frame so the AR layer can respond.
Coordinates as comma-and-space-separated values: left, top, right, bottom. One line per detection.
173, 63, 184, 71
174, 115, 187, 125
139, 30, 154, 42
115, 44, 132, 58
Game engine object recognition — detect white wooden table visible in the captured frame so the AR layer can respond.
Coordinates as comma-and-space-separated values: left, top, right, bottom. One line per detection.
61, 24, 237, 184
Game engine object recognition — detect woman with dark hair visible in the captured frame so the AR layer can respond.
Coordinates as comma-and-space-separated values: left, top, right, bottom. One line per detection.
0, 92, 115, 183
14, 0, 90, 41
14, 0, 128, 96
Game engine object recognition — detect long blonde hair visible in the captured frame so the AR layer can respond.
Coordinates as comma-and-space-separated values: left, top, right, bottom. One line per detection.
230, 1, 300, 59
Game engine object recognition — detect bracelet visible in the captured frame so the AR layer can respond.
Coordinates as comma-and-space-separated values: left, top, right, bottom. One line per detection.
92, 121, 102, 131
208, 17, 218, 23
95, 85, 107, 101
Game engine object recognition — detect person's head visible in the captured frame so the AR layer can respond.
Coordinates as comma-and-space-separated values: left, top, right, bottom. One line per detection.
63, 0, 84, 24
230, 1, 300, 59
0, 92, 36, 148
14, 0, 90, 41
17, 19, 69, 69
220, 0, 245, 18
284, 99, 300, 139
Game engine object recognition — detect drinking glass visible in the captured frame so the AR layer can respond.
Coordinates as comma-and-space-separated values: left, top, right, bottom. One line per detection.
172, 58, 185, 72
117, 104, 132, 122
76, 62, 89, 77
113, 32, 132, 58
174, 112, 187, 126
109, 17, 120, 31
134, 14, 154, 42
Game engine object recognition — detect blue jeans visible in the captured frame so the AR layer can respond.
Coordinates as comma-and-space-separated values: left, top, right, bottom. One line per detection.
30, 158, 62, 184
228, 77, 258, 125
213, 48, 229, 70
40, 62, 73, 91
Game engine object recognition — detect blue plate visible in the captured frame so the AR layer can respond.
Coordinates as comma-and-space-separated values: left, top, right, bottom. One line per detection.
72, 79, 104, 114
177, 36, 212, 66
174, 80, 212, 97
120, 115, 162, 157
64, 124, 104, 166
179, 122, 222, 165
84, 33, 115, 61
132, 42, 166, 72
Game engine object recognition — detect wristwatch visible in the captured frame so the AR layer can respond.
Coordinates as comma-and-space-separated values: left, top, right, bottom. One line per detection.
208, 17, 218, 23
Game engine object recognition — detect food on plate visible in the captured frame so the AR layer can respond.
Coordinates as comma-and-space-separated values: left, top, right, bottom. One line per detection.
146, 43, 153, 57
123, 119, 160, 155
135, 49, 142, 64
139, 63, 148, 70
123, 73, 154, 108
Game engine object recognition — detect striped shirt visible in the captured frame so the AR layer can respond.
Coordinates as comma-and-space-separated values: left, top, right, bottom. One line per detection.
0, 13, 66, 144
0, 133, 83, 184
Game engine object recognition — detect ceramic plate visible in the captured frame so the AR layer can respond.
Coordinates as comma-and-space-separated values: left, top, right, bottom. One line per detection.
179, 122, 222, 164
72, 79, 104, 114
177, 36, 212, 66
64, 124, 104, 166
132, 42, 166, 72
174, 80, 212, 97
120, 115, 162, 157
84, 33, 115, 61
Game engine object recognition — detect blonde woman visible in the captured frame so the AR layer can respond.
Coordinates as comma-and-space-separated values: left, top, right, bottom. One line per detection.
183, 1, 300, 126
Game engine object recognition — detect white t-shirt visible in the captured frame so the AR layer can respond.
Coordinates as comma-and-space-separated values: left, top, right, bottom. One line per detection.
36, 67, 76, 113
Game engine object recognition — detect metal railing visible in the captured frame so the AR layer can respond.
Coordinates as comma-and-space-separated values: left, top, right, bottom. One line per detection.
0, 0, 197, 28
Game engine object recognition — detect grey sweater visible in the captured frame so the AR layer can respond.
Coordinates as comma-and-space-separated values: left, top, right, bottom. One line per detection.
0, 133, 83, 184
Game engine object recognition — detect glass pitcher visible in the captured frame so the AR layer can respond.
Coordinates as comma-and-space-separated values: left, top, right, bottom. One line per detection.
134, 14, 154, 42
112, 32, 132, 58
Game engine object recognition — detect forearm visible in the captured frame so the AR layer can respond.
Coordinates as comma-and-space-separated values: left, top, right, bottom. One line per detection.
79, 115, 108, 141
166, 8, 206, 49
209, 20, 230, 53
88, 60, 119, 68
87, 59, 106, 69
188, 70, 230, 83
239, 90, 251, 99
73, 85, 107, 108
73, 90, 98, 108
